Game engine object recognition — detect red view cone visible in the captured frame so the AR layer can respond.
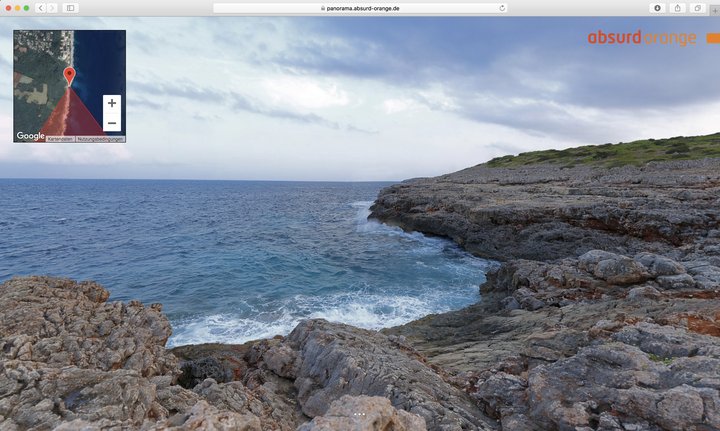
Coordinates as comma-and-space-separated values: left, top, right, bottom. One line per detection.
39, 88, 106, 140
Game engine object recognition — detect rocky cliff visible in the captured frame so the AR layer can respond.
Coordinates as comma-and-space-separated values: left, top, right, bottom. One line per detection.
2, 157, 720, 431
0, 276, 492, 430
373, 158, 720, 430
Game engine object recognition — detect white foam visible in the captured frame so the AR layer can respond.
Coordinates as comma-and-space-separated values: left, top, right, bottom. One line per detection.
305, 292, 438, 328
169, 313, 302, 347
167, 201, 495, 348
167, 291, 460, 347
352, 201, 444, 248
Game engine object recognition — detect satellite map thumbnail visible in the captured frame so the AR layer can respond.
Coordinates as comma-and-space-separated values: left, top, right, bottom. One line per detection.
13, 30, 126, 143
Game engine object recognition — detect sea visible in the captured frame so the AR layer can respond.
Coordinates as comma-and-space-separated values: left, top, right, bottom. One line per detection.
0, 180, 496, 347
72, 30, 126, 135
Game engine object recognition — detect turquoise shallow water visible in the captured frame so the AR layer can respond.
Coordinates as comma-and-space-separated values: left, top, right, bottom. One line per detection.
0, 179, 496, 346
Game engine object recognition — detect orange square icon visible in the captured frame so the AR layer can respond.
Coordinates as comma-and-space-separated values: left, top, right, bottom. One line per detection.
707, 33, 720, 44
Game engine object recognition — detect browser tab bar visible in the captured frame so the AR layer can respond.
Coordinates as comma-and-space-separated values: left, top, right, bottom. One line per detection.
0, 0, 717, 16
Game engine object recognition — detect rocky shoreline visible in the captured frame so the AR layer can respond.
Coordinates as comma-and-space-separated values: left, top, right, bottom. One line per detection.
2, 159, 720, 430
374, 159, 720, 430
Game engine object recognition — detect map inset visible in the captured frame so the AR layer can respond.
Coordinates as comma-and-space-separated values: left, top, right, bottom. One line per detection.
13, 30, 126, 143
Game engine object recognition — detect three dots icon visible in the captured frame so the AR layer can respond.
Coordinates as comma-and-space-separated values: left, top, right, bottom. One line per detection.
4, 4, 31, 11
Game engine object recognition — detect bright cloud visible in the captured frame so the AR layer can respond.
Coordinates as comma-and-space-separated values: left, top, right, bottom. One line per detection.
261, 77, 350, 109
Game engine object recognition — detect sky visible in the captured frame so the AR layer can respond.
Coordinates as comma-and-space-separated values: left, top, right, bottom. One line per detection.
0, 17, 718, 181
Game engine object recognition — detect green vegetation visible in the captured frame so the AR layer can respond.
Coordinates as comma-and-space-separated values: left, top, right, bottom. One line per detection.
648, 353, 674, 366
486, 133, 720, 168
14, 30, 68, 136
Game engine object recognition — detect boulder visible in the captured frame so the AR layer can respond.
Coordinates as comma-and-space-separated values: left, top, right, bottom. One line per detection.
627, 285, 662, 300
521, 323, 720, 430
283, 319, 496, 431
685, 261, 720, 289
656, 273, 695, 290
296, 395, 426, 431
578, 250, 651, 285
635, 253, 686, 276
512, 287, 545, 311
148, 400, 262, 431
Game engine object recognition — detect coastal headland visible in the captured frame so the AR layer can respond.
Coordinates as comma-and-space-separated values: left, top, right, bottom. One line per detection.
2, 134, 719, 430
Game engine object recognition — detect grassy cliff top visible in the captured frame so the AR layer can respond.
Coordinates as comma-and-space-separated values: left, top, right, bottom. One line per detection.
486, 133, 720, 168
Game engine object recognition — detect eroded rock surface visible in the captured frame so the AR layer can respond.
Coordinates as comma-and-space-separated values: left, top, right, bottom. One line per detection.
283, 319, 494, 430
370, 159, 720, 262
173, 320, 498, 431
375, 159, 720, 430
471, 322, 720, 430
0, 278, 295, 430
297, 395, 427, 431
0, 276, 496, 430
0, 276, 179, 430
4, 158, 720, 430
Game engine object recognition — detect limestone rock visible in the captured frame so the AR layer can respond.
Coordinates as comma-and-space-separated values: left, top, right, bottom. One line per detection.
685, 261, 720, 289
0, 277, 181, 430
577, 250, 623, 272
263, 343, 299, 379
0, 276, 177, 377
152, 375, 201, 418
578, 250, 651, 285
296, 395, 427, 431
148, 400, 261, 431
172, 341, 307, 431
483, 323, 720, 430
627, 285, 662, 300
612, 322, 720, 358
284, 319, 496, 431
473, 372, 527, 420
0, 277, 287, 431
371, 160, 720, 262
512, 287, 545, 311
371, 158, 720, 431
656, 273, 695, 290
635, 253, 686, 276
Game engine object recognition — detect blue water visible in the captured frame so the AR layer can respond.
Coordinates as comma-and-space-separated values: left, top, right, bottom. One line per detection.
72, 30, 126, 135
0, 180, 495, 346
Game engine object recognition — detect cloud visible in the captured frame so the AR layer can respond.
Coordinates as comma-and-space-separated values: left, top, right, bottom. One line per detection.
231, 93, 340, 129
129, 80, 224, 103
0, 54, 11, 70
256, 17, 720, 142
128, 78, 370, 132
97, 18, 720, 143
2, 17, 718, 181
261, 77, 350, 109
383, 98, 421, 114
129, 97, 166, 111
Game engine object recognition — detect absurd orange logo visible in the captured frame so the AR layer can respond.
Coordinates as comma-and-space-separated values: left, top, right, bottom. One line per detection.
587, 29, 698, 47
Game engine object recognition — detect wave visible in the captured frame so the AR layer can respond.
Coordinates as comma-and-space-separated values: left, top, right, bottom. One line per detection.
167, 201, 493, 347
351, 200, 487, 261
167, 291, 463, 347
3, 181, 495, 350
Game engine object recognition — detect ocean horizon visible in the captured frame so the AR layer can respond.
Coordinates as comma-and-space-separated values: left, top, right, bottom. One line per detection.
0, 179, 495, 346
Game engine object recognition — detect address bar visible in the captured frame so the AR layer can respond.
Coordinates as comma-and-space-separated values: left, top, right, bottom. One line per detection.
213, 3, 508, 14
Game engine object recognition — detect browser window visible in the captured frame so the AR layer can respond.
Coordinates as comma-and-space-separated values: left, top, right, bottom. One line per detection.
1, 2, 719, 431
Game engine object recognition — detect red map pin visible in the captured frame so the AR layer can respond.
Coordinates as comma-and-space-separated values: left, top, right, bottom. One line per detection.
63, 67, 76, 86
